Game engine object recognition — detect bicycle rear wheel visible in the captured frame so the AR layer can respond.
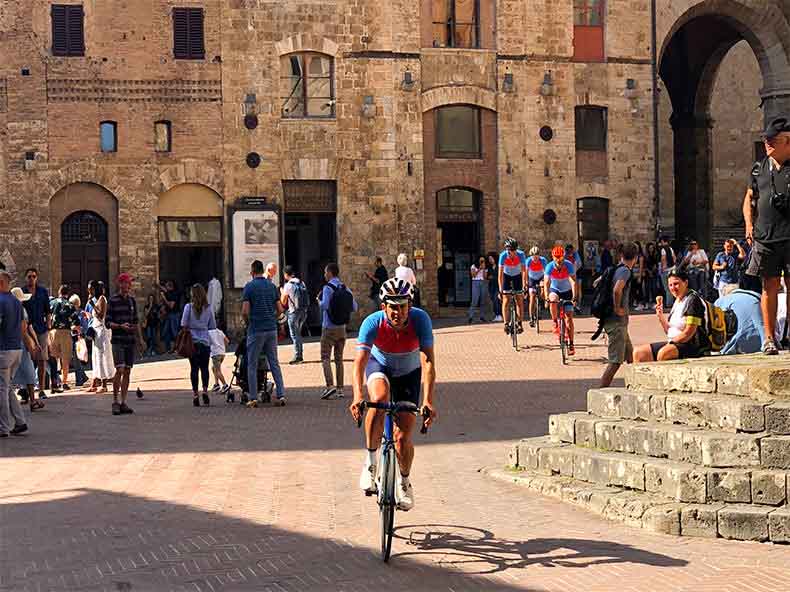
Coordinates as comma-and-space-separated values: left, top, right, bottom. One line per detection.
535, 298, 541, 334
378, 446, 396, 562
559, 316, 567, 365
511, 304, 518, 351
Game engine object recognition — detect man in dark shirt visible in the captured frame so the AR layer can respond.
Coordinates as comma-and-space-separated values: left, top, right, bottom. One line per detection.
0, 269, 32, 436
22, 267, 51, 398
105, 273, 138, 415
744, 116, 790, 354
365, 257, 388, 308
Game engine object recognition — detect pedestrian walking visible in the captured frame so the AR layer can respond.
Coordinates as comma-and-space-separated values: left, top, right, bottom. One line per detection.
88, 282, 113, 394
0, 269, 33, 437
241, 260, 286, 405
280, 265, 308, 364
48, 285, 80, 391
599, 243, 638, 387
209, 327, 230, 395
743, 115, 790, 354
21, 267, 51, 399
467, 256, 490, 323
318, 262, 357, 400
105, 273, 138, 415
10, 287, 43, 411
181, 283, 217, 407
365, 256, 388, 309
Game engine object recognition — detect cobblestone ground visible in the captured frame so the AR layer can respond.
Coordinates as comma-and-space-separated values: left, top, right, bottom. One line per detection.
2, 313, 790, 592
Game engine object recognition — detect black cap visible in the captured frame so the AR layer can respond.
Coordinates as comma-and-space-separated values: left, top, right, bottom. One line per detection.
763, 116, 790, 139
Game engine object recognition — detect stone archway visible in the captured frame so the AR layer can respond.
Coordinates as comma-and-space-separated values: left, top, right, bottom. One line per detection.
658, 0, 790, 247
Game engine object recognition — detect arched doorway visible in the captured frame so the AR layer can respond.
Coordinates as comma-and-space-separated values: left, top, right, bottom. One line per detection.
61, 211, 109, 303
436, 187, 482, 306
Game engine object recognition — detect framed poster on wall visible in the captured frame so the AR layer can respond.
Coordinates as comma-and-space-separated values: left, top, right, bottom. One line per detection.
229, 201, 282, 289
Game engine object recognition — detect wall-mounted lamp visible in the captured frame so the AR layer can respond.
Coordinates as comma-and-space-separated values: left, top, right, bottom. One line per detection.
401, 69, 416, 92
540, 71, 554, 97
362, 95, 376, 118
503, 68, 514, 93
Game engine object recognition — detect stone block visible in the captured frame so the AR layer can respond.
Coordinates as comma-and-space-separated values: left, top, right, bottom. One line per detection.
538, 446, 574, 477
706, 397, 766, 433
681, 504, 724, 538
574, 416, 597, 448
603, 492, 653, 528
768, 507, 790, 543
549, 412, 586, 444
566, 486, 624, 515
633, 392, 652, 420
707, 469, 752, 503
627, 423, 668, 457
587, 388, 634, 418
594, 421, 628, 452
751, 471, 786, 505
666, 429, 703, 464
644, 460, 706, 503
624, 364, 661, 391
642, 505, 681, 535
586, 452, 645, 490
698, 432, 761, 467
517, 437, 555, 471
750, 366, 790, 401
649, 394, 667, 420
760, 436, 790, 469
766, 402, 790, 434
665, 393, 708, 427
507, 443, 519, 468
716, 365, 752, 396
573, 449, 594, 483
718, 505, 770, 541
660, 363, 717, 393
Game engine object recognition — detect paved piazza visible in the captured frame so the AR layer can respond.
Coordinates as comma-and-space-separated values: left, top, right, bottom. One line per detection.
2, 313, 789, 591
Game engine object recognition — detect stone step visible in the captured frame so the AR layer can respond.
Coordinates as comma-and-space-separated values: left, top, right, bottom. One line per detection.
488, 465, 790, 542
549, 412, 765, 467
509, 436, 790, 505
623, 354, 790, 401
586, 388, 771, 433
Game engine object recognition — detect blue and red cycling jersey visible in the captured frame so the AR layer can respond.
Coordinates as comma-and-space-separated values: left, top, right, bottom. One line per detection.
357, 308, 434, 377
544, 260, 576, 293
527, 256, 547, 280
498, 249, 527, 277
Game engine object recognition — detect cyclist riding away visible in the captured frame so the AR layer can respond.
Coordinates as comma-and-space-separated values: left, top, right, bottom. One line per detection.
350, 278, 437, 512
527, 246, 547, 327
544, 245, 578, 355
498, 237, 528, 334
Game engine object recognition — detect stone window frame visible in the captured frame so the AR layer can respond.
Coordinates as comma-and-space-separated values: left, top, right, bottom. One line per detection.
573, 0, 606, 61
154, 120, 172, 153
435, 105, 482, 159
431, 0, 480, 49
173, 7, 205, 60
99, 121, 117, 154
577, 196, 610, 246
280, 52, 336, 119
575, 105, 607, 152
51, 4, 85, 57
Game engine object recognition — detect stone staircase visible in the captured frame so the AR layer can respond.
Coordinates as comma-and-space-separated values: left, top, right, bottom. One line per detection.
494, 355, 790, 542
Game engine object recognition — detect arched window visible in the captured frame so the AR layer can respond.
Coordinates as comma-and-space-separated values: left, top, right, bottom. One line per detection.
280, 53, 335, 118
435, 105, 481, 158
62, 210, 108, 243
573, 0, 605, 61
100, 121, 117, 153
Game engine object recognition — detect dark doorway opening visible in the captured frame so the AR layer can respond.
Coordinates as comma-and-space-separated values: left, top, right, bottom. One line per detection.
61, 210, 109, 304
437, 187, 481, 306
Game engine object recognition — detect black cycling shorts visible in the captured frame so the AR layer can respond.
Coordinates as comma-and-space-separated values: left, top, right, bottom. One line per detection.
502, 274, 524, 293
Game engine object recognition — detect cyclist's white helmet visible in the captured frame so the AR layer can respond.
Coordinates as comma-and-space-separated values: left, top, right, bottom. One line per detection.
380, 278, 414, 304
529, 246, 540, 256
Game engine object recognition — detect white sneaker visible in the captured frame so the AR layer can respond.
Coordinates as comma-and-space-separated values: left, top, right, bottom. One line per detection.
360, 462, 378, 495
494, 315, 503, 322
395, 474, 414, 511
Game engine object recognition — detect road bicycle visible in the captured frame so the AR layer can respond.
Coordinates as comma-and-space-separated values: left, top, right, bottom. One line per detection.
501, 289, 524, 351
357, 400, 430, 562
529, 283, 545, 334
556, 299, 575, 365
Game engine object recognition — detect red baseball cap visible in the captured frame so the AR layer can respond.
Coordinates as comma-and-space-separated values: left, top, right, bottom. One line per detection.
117, 273, 133, 284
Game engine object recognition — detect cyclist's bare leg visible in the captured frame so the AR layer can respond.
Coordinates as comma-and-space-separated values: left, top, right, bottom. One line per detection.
364, 377, 389, 450
548, 293, 559, 322
516, 294, 525, 322
529, 291, 536, 318
502, 294, 511, 325
566, 311, 575, 342
393, 413, 417, 476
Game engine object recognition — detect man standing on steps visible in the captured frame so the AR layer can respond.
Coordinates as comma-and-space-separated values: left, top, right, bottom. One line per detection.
744, 116, 790, 354
105, 273, 138, 415
318, 263, 357, 400
599, 242, 638, 388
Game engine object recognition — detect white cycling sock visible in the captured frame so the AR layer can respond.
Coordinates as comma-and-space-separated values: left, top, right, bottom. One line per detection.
366, 449, 377, 466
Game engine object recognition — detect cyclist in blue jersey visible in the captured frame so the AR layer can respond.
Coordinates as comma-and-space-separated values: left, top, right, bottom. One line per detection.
544, 245, 578, 355
526, 246, 547, 327
498, 237, 528, 334
350, 278, 436, 512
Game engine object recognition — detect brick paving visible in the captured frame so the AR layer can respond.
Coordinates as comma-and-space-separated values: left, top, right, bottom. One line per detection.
2, 313, 790, 591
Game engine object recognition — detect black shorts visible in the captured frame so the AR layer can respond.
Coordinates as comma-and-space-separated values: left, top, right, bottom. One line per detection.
550, 289, 574, 311
649, 341, 703, 360
747, 240, 790, 278
502, 274, 524, 293
527, 277, 544, 293
365, 357, 421, 406
112, 343, 136, 369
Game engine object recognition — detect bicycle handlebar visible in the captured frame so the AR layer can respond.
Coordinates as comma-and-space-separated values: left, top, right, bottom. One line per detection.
355, 400, 431, 434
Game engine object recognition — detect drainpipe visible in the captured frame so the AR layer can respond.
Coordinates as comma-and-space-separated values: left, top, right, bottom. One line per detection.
651, 0, 661, 241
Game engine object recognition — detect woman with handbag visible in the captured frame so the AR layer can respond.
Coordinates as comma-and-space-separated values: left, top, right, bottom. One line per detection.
180, 284, 216, 407
88, 282, 115, 393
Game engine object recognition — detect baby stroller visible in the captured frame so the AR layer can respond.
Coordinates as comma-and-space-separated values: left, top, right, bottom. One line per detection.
230, 334, 274, 405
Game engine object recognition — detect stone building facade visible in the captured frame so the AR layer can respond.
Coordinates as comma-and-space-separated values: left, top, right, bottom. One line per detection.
7, 1, 764, 329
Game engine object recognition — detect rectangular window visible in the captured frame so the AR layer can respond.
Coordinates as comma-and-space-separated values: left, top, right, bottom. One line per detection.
173, 7, 205, 60
158, 219, 221, 243
575, 107, 607, 151
577, 197, 610, 246
432, 0, 479, 48
436, 106, 481, 158
100, 121, 117, 153
155, 121, 172, 153
51, 4, 85, 57
280, 53, 335, 118
573, 0, 604, 61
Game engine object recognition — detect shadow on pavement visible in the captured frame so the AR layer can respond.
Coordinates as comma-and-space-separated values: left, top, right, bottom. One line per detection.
392, 524, 687, 575
0, 489, 535, 591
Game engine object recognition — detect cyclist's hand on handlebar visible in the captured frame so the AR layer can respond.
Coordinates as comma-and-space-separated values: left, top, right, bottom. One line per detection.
350, 400, 364, 424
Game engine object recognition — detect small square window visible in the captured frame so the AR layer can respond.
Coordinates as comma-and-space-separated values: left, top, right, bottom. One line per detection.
155, 121, 172, 152
100, 121, 117, 153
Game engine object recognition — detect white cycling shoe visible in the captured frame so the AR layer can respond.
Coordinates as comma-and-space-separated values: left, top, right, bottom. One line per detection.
360, 462, 378, 496
395, 474, 414, 511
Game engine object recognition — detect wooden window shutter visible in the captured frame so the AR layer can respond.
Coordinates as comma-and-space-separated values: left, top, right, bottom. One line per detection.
51, 5, 68, 56
173, 8, 189, 59
67, 5, 85, 56
188, 8, 205, 59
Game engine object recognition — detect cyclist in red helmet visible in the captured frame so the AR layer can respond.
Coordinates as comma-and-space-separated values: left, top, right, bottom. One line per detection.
544, 245, 578, 355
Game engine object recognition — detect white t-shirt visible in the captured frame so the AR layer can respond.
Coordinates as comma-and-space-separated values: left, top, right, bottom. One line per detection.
471, 265, 486, 281
667, 295, 689, 341
688, 249, 708, 267
395, 266, 417, 286
282, 278, 303, 313
208, 329, 227, 357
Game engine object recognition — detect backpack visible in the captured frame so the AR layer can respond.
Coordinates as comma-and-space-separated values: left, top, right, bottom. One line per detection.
691, 290, 738, 353
590, 264, 630, 340
290, 279, 309, 311
327, 282, 354, 325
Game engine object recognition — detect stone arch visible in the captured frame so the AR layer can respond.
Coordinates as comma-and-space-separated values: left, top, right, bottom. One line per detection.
155, 161, 224, 197
155, 183, 224, 218
275, 34, 338, 57
49, 182, 120, 291
421, 86, 498, 113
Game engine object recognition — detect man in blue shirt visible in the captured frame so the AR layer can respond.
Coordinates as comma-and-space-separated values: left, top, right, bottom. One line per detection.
0, 269, 33, 436
319, 262, 358, 400
712, 239, 746, 299
21, 267, 51, 399
242, 260, 285, 405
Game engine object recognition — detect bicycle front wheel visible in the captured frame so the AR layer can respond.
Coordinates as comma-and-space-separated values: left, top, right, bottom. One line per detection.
559, 317, 567, 365
511, 310, 518, 350
378, 446, 396, 562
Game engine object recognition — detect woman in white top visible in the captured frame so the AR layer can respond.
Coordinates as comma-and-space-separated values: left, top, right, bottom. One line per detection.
467, 256, 490, 323
394, 253, 417, 286
88, 282, 114, 393
683, 239, 709, 293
